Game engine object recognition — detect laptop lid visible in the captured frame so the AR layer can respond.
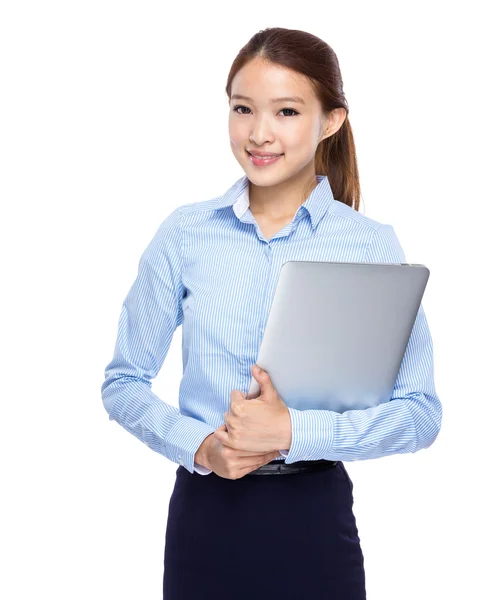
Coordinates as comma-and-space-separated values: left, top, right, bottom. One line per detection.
247, 261, 430, 413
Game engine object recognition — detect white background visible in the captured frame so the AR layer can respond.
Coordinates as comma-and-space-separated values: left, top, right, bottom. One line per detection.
1, 1, 480, 598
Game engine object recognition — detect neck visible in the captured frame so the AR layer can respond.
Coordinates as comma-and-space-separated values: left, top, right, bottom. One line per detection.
248, 170, 318, 220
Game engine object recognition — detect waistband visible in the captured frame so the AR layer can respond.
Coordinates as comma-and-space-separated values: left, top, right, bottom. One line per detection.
246, 459, 338, 476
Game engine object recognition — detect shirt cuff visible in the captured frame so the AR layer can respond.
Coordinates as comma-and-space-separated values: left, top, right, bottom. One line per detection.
193, 462, 213, 475
163, 415, 217, 475
280, 406, 335, 463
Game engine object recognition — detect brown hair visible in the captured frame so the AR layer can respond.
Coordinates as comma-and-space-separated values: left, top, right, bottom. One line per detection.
225, 27, 361, 212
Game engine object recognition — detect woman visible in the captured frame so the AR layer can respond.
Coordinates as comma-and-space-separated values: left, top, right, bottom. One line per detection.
101, 27, 442, 599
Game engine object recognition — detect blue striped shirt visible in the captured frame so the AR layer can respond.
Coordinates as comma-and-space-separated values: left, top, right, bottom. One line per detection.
101, 174, 442, 475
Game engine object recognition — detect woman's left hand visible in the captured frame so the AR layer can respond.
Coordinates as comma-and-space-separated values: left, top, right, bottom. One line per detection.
214, 365, 292, 453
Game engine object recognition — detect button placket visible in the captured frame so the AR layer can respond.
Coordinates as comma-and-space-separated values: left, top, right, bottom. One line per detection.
259, 243, 273, 341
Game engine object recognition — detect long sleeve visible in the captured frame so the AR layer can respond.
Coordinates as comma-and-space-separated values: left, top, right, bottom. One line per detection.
101, 206, 216, 475
279, 224, 442, 463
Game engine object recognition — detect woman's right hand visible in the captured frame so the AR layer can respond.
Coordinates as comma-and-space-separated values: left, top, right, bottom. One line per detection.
196, 425, 281, 480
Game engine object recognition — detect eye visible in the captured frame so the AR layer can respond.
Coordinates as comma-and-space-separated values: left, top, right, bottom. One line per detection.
233, 105, 251, 115
232, 105, 299, 117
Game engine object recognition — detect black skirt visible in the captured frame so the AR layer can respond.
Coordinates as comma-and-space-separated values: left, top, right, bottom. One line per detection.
163, 460, 366, 600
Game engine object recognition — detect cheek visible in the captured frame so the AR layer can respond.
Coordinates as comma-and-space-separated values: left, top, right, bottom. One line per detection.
229, 120, 244, 144
228, 124, 245, 148
286, 125, 313, 148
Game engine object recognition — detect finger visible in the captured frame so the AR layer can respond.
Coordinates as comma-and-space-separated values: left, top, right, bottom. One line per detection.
236, 454, 279, 477
238, 448, 280, 457
242, 451, 280, 462
214, 430, 230, 445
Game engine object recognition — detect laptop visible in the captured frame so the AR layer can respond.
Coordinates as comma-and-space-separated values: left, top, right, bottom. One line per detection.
246, 261, 430, 413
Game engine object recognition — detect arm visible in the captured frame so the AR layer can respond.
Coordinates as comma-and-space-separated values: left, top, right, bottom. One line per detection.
279, 224, 442, 463
101, 206, 216, 475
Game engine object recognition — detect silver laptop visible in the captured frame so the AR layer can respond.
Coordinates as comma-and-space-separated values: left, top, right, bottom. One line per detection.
246, 261, 430, 413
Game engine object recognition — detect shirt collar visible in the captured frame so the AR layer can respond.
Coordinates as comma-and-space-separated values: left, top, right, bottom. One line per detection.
213, 174, 335, 230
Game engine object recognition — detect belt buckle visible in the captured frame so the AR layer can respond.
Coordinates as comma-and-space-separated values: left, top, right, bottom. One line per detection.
248, 459, 337, 476
249, 460, 296, 476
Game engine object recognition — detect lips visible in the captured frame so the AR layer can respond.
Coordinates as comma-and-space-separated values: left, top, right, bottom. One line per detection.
247, 151, 284, 167
248, 151, 283, 158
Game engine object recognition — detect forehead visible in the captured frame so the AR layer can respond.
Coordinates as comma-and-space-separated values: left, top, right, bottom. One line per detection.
231, 59, 316, 103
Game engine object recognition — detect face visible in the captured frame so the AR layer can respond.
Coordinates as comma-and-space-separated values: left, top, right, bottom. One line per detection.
228, 57, 327, 186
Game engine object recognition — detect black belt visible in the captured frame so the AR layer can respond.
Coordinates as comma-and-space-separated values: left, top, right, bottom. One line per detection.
246, 458, 338, 476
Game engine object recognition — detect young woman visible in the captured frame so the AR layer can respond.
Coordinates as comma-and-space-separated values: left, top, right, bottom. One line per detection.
101, 27, 442, 600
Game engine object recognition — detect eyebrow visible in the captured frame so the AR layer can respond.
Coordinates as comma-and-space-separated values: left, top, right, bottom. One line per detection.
231, 94, 305, 105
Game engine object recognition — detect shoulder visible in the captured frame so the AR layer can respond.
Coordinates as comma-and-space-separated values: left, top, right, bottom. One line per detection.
177, 196, 224, 217
327, 201, 405, 261
328, 199, 388, 234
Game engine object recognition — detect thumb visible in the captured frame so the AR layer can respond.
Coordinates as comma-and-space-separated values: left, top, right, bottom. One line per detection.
252, 364, 272, 396
214, 424, 229, 445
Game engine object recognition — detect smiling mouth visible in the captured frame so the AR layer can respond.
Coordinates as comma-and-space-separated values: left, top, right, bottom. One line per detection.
247, 151, 284, 158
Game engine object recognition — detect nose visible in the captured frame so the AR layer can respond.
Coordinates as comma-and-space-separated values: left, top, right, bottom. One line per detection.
249, 114, 275, 146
